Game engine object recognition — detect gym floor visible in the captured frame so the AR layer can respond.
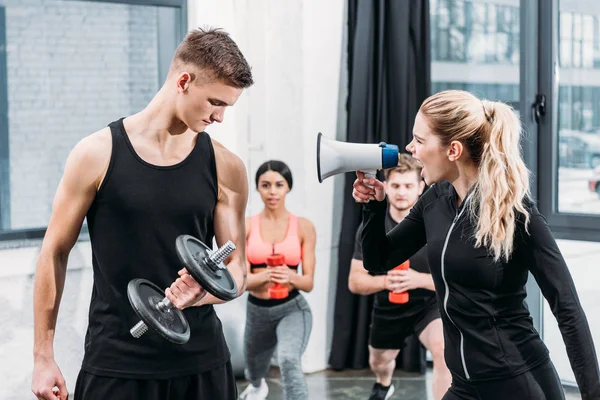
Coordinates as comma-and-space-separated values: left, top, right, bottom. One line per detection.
235, 366, 584, 400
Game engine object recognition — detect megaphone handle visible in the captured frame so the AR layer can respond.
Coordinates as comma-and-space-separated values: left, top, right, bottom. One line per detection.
361, 169, 377, 189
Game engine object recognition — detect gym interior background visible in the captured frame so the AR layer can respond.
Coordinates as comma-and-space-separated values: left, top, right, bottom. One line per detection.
0, 0, 599, 398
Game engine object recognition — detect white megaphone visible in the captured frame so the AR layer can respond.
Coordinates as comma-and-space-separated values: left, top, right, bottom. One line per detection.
316, 132, 399, 183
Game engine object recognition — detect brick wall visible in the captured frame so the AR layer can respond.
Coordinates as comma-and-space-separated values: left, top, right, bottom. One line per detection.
5, 0, 159, 230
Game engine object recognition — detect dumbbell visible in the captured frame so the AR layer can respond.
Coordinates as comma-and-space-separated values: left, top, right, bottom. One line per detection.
388, 259, 410, 304
127, 235, 239, 344
267, 253, 289, 299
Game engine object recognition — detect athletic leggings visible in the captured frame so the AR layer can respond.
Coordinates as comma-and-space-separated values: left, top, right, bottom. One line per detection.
442, 359, 565, 400
244, 291, 313, 400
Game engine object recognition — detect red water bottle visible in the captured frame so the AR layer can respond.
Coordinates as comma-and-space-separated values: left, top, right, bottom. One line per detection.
388, 260, 410, 304
267, 253, 289, 299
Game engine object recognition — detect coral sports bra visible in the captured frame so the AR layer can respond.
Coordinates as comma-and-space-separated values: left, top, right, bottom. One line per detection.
247, 213, 302, 269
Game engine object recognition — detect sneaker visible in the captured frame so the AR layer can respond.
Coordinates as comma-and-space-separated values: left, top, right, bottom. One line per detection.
239, 378, 269, 400
368, 382, 395, 400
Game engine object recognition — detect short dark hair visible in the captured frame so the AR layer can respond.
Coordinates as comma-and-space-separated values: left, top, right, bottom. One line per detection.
255, 160, 293, 190
172, 26, 254, 88
384, 153, 422, 181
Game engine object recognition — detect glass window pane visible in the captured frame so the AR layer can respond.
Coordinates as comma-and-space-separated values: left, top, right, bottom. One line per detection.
511, 7, 519, 34
583, 41, 595, 68
438, 0, 450, 29
0, 0, 172, 232
431, 0, 520, 112
584, 16, 595, 38
441, 29, 450, 60
450, 27, 466, 61
511, 32, 520, 63
557, 1, 600, 217
488, 4, 497, 33
561, 38, 573, 67
497, 6, 511, 33
496, 32, 509, 63
467, 31, 486, 62
544, 3, 600, 389
450, 0, 466, 28
561, 12, 572, 39
573, 40, 582, 67
472, 3, 486, 28
431, 0, 439, 13
574, 14, 583, 40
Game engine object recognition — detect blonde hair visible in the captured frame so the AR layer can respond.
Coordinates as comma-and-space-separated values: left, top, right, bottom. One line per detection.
419, 90, 531, 262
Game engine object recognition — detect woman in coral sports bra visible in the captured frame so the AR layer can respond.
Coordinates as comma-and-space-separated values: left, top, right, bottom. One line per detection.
239, 160, 316, 400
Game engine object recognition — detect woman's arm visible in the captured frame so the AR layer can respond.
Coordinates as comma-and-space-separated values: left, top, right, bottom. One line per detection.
244, 217, 271, 291
290, 217, 316, 292
359, 193, 428, 274
526, 209, 600, 399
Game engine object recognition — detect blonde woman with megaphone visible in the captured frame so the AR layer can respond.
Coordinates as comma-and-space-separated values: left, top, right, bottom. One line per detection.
353, 90, 600, 400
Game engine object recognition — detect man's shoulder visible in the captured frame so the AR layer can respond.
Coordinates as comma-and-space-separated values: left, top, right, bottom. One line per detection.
52, 127, 113, 194
210, 138, 248, 197
73, 126, 110, 151
68, 127, 112, 176
210, 138, 245, 174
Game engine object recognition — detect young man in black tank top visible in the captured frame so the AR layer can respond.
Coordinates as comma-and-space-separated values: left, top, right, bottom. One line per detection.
31, 28, 253, 400
348, 154, 451, 400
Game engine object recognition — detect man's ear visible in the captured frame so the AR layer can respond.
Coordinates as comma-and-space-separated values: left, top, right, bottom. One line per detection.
447, 140, 464, 162
176, 72, 194, 93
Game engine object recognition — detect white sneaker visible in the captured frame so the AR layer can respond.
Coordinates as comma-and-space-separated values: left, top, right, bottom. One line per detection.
239, 378, 269, 400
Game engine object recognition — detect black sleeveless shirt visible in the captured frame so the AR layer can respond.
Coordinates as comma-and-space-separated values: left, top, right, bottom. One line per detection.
82, 118, 229, 379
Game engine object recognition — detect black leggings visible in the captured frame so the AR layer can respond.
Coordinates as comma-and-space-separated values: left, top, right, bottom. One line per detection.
442, 360, 565, 400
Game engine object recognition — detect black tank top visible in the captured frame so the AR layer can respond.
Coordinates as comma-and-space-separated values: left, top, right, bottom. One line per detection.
82, 118, 229, 379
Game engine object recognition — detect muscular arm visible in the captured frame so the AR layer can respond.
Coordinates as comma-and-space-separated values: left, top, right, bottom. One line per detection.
33, 131, 109, 361
348, 258, 386, 295
289, 217, 316, 292
195, 141, 249, 305
420, 274, 435, 291
348, 258, 435, 294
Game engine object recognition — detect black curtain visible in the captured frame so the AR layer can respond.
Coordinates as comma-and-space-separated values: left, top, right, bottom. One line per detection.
328, 0, 431, 371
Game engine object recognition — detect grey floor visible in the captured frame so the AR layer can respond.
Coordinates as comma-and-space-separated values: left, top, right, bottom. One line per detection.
236, 367, 584, 400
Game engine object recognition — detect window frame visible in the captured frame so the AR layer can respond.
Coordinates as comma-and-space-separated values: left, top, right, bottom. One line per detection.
0, 0, 187, 243
518, 0, 548, 360
0, 5, 9, 234
537, 0, 600, 243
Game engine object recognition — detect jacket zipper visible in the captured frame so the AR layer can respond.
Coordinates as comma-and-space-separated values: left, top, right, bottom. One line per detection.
440, 195, 471, 380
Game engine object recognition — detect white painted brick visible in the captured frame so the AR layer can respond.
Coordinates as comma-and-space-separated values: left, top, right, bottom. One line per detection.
5, 0, 159, 230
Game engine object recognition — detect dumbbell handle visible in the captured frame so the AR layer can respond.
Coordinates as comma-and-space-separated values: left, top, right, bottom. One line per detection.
130, 241, 236, 339
130, 297, 174, 338
207, 240, 236, 268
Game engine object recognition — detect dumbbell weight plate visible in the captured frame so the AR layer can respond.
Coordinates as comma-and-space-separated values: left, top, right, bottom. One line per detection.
127, 278, 190, 344
175, 235, 238, 301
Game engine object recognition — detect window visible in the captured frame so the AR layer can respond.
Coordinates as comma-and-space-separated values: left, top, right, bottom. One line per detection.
431, 0, 519, 65
538, 3, 600, 389
539, 0, 600, 239
0, 0, 186, 241
430, 0, 520, 110
431, 0, 600, 238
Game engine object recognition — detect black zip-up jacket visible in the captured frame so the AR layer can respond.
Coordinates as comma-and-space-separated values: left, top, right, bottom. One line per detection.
360, 181, 600, 398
